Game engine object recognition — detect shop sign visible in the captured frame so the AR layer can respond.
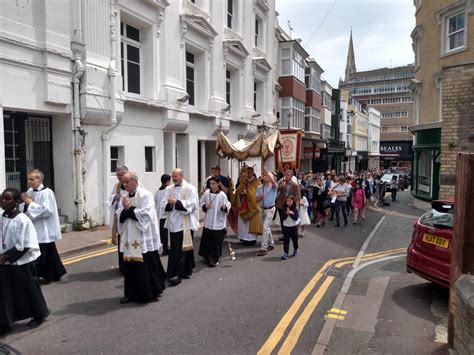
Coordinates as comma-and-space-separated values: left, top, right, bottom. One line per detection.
380, 142, 412, 160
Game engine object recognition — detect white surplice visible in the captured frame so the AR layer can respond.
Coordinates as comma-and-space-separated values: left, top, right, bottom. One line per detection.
1, 213, 40, 265
116, 185, 161, 255
108, 183, 128, 227
24, 184, 61, 243
161, 180, 199, 233
154, 188, 168, 221
200, 190, 230, 230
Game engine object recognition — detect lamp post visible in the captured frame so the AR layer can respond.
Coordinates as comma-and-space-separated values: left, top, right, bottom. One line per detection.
312, 141, 316, 173
287, 111, 292, 129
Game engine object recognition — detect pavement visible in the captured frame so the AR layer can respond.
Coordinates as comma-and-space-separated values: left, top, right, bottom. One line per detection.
313, 191, 450, 354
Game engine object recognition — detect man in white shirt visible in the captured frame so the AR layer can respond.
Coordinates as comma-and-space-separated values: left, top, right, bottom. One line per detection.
21, 169, 66, 283
161, 169, 199, 286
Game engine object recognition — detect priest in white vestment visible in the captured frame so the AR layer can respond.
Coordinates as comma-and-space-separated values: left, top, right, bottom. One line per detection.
108, 165, 129, 273
0, 188, 50, 335
21, 169, 66, 283
199, 176, 231, 267
116, 172, 167, 304
161, 169, 199, 286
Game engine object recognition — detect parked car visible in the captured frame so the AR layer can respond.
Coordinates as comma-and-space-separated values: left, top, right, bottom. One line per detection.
380, 173, 409, 191
406, 200, 454, 288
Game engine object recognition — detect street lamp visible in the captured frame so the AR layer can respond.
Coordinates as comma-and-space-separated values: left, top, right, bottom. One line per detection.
287, 111, 293, 129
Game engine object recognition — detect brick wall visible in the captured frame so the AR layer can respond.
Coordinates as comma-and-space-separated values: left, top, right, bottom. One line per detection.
439, 63, 474, 199
454, 275, 474, 354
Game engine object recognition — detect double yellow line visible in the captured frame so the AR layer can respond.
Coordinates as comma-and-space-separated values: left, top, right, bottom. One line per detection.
258, 247, 406, 354
62, 246, 117, 266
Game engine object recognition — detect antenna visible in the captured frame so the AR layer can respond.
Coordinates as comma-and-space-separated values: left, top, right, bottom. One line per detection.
287, 20, 293, 38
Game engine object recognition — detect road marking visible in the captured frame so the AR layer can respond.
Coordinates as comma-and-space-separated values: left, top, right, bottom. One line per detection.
258, 248, 406, 355
62, 246, 117, 265
278, 277, 335, 355
328, 308, 347, 315
325, 314, 345, 320
257, 258, 352, 355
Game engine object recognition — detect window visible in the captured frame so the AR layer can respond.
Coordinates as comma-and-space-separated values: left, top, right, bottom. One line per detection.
110, 146, 124, 173
255, 17, 261, 47
120, 22, 141, 94
226, 69, 231, 105
348, 71, 414, 84
253, 81, 257, 111
305, 67, 321, 93
280, 47, 305, 82
186, 52, 195, 105
227, 0, 233, 29
401, 126, 408, 132
145, 146, 155, 172
381, 127, 388, 133
366, 96, 413, 105
446, 13, 465, 52
281, 97, 305, 129
304, 107, 321, 133
381, 111, 408, 119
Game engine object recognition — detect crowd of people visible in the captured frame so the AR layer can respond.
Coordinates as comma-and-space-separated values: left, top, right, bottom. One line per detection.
0, 163, 403, 334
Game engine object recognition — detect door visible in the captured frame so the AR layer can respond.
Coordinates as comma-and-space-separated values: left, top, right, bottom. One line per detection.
3, 112, 54, 192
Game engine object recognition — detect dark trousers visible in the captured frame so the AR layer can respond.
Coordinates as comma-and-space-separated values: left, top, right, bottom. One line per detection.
334, 200, 347, 226
36, 242, 67, 282
167, 231, 195, 279
346, 196, 353, 214
282, 226, 298, 254
117, 234, 124, 273
159, 218, 169, 254
391, 189, 397, 201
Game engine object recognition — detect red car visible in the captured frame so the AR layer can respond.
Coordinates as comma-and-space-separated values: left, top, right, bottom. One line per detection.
406, 199, 454, 288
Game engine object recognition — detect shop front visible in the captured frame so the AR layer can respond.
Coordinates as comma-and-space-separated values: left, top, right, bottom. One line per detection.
380, 141, 413, 169
411, 128, 441, 201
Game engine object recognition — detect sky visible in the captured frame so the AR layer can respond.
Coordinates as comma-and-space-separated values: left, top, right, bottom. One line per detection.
275, 0, 416, 87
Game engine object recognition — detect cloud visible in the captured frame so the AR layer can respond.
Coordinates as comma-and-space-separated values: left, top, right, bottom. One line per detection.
276, 0, 416, 86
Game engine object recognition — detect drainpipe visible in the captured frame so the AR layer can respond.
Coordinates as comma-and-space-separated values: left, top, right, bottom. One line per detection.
101, 0, 119, 225
73, 56, 84, 229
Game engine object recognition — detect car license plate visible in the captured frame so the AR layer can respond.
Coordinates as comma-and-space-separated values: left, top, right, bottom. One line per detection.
422, 233, 449, 248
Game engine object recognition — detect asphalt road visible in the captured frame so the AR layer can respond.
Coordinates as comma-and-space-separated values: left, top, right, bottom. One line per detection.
2, 197, 421, 354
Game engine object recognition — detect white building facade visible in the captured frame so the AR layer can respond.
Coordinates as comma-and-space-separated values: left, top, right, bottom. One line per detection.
367, 107, 381, 169
0, 0, 277, 227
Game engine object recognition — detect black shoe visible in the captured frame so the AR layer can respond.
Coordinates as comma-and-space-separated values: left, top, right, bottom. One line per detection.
329, 217, 334, 221
120, 297, 132, 304
344, 222, 347, 227
162, 249, 169, 256
28, 309, 51, 327
334, 224, 340, 227
278, 237, 284, 241
168, 277, 182, 286
316, 224, 320, 227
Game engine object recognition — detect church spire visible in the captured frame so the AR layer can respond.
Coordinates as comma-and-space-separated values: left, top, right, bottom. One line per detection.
344, 29, 356, 82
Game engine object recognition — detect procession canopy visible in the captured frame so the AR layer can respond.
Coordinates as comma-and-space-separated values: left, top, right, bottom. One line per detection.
216, 130, 281, 161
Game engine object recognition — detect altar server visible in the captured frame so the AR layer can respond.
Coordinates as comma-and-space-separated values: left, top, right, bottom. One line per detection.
0, 188, 50, 335
199, 176, 231, 267
21, 169, 66, 283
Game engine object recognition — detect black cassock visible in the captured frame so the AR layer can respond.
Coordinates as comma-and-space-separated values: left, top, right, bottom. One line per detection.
198, 228, 225, 266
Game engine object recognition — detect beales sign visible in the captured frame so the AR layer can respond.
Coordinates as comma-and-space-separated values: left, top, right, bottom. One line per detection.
380, 142, 412, 160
